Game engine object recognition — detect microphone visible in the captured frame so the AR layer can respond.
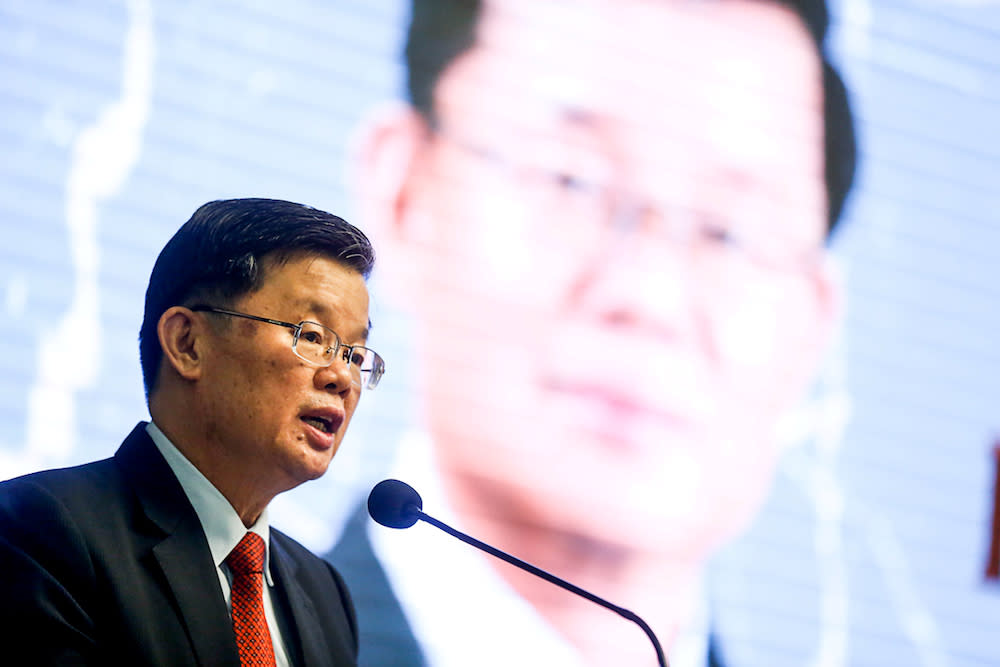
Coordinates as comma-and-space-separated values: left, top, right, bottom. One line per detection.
368, 479, 668, 667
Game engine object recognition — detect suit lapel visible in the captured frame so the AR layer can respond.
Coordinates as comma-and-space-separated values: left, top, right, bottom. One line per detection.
270, 537, 329, 667
116, 424, 241, 667
152, 527, 241, 667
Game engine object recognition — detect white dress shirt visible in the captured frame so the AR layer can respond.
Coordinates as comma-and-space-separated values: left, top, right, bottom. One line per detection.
371, 431, 710, 667
147, 421, 292, 667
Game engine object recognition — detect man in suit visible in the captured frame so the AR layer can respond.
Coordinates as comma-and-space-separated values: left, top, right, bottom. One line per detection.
329, 0, 856, 665
0, 198, 385, 665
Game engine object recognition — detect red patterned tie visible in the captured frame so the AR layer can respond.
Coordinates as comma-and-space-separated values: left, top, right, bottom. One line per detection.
225, 532, 277, 666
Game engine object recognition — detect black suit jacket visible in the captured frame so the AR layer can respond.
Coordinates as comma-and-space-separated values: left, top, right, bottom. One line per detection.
0, 423, 358, 666
328, 503, 729, 667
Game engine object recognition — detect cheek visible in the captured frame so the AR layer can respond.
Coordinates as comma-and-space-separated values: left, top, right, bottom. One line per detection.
418, 221, 561, 400
424, 165, 585, 310
704, 277, 822, 421
708, 277, 807, 367
425, 323, 539, 419
712, 288, 786, 367
460, 197, 538, 290
339, 391, 362, 433
421, 310, 547, 473
242, 359, 303, 433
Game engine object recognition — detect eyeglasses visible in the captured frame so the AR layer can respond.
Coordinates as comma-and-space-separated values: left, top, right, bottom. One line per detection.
431, 128, 823, 274
191, 306, 385, 390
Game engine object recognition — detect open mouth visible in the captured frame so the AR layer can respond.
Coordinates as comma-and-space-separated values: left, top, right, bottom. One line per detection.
302, 416, 334, 434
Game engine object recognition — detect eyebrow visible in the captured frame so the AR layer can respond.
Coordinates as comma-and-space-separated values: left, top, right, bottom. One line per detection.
339, 318, 371, 345
299, 299, 371, 343
541, 107, 615, 154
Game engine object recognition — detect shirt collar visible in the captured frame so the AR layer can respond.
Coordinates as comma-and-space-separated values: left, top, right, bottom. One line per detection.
371, 431, 582, 666
371, 430, 710, 667
146, 421, 274, 586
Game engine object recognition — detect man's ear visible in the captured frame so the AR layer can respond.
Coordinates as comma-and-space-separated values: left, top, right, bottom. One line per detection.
349, 103, 437, 306
157, 306, 206, 382
774, 254, 846, 451
789, 253, 844, 396
812, 253, 843, 353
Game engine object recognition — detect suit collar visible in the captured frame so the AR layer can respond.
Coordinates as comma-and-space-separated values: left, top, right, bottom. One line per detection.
145, 421, 276, 586
271, 533, 358, 667
115, 423, 241, 667
270, 537, 311, 666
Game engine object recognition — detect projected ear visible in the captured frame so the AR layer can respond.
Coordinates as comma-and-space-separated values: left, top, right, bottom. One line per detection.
785, 254, 842, 401
351, 103, 437, 305
354, 104, 440, 241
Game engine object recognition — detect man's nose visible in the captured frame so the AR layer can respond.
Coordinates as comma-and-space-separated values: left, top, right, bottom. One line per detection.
315, 353, 356, 396
565, 202, 698, 338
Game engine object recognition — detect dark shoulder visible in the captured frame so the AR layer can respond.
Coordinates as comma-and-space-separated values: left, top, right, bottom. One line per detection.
0, 457, 124, 526
270, 527, 312, 555
271, 528, 345, 582
271, 528, 355, 605
0, 458, 127, 607
271, 527, 359, 658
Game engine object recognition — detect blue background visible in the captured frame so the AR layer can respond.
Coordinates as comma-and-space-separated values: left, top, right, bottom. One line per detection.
1, 1, 998, 664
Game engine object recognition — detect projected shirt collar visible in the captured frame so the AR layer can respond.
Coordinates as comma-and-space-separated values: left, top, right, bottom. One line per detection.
371, 430, 711, 667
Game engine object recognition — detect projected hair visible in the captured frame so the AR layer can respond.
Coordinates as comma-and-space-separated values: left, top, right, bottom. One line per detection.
138, 198, 375, 398
403, 0, 857, 233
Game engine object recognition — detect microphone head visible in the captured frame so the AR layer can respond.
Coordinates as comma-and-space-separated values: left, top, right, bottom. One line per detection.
368, 479, 423, 529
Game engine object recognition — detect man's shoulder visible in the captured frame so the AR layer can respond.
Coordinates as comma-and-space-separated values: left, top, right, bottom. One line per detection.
0, 455, 122, 517
0, 423, 177, 552
270, 525, 361, 662
271, 527, 326, 566
2, 453, 118, 485
271, 526, 351, 592
0, 438, 139, 616
0, 423, 155, 513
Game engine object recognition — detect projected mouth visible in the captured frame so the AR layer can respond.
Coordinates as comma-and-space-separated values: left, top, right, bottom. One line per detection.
543, 379, 694, 438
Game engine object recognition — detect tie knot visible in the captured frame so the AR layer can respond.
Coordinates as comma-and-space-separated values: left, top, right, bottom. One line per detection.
226, 532, 266, 576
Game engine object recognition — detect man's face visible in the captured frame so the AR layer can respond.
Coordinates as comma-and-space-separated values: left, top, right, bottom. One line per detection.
374, 0, 835, 558
196, 254, 371, 495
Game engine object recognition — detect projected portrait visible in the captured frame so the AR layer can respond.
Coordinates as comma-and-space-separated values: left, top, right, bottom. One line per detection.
327, 1, 855, 665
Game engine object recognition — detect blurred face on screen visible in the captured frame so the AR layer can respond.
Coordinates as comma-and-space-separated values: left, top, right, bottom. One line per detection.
365, 0, 836, 562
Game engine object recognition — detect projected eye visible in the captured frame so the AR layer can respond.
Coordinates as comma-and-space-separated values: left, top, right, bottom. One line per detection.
697, 218, 744, 249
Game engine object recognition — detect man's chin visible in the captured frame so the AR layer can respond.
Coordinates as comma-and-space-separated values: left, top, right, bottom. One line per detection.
282, 452, 337, 489
549, 507, 727, 562
532, 474, 754, 553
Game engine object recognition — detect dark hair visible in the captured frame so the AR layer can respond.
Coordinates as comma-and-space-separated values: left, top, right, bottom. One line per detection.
404, 0, 857, 234
139, 198, 375, 398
